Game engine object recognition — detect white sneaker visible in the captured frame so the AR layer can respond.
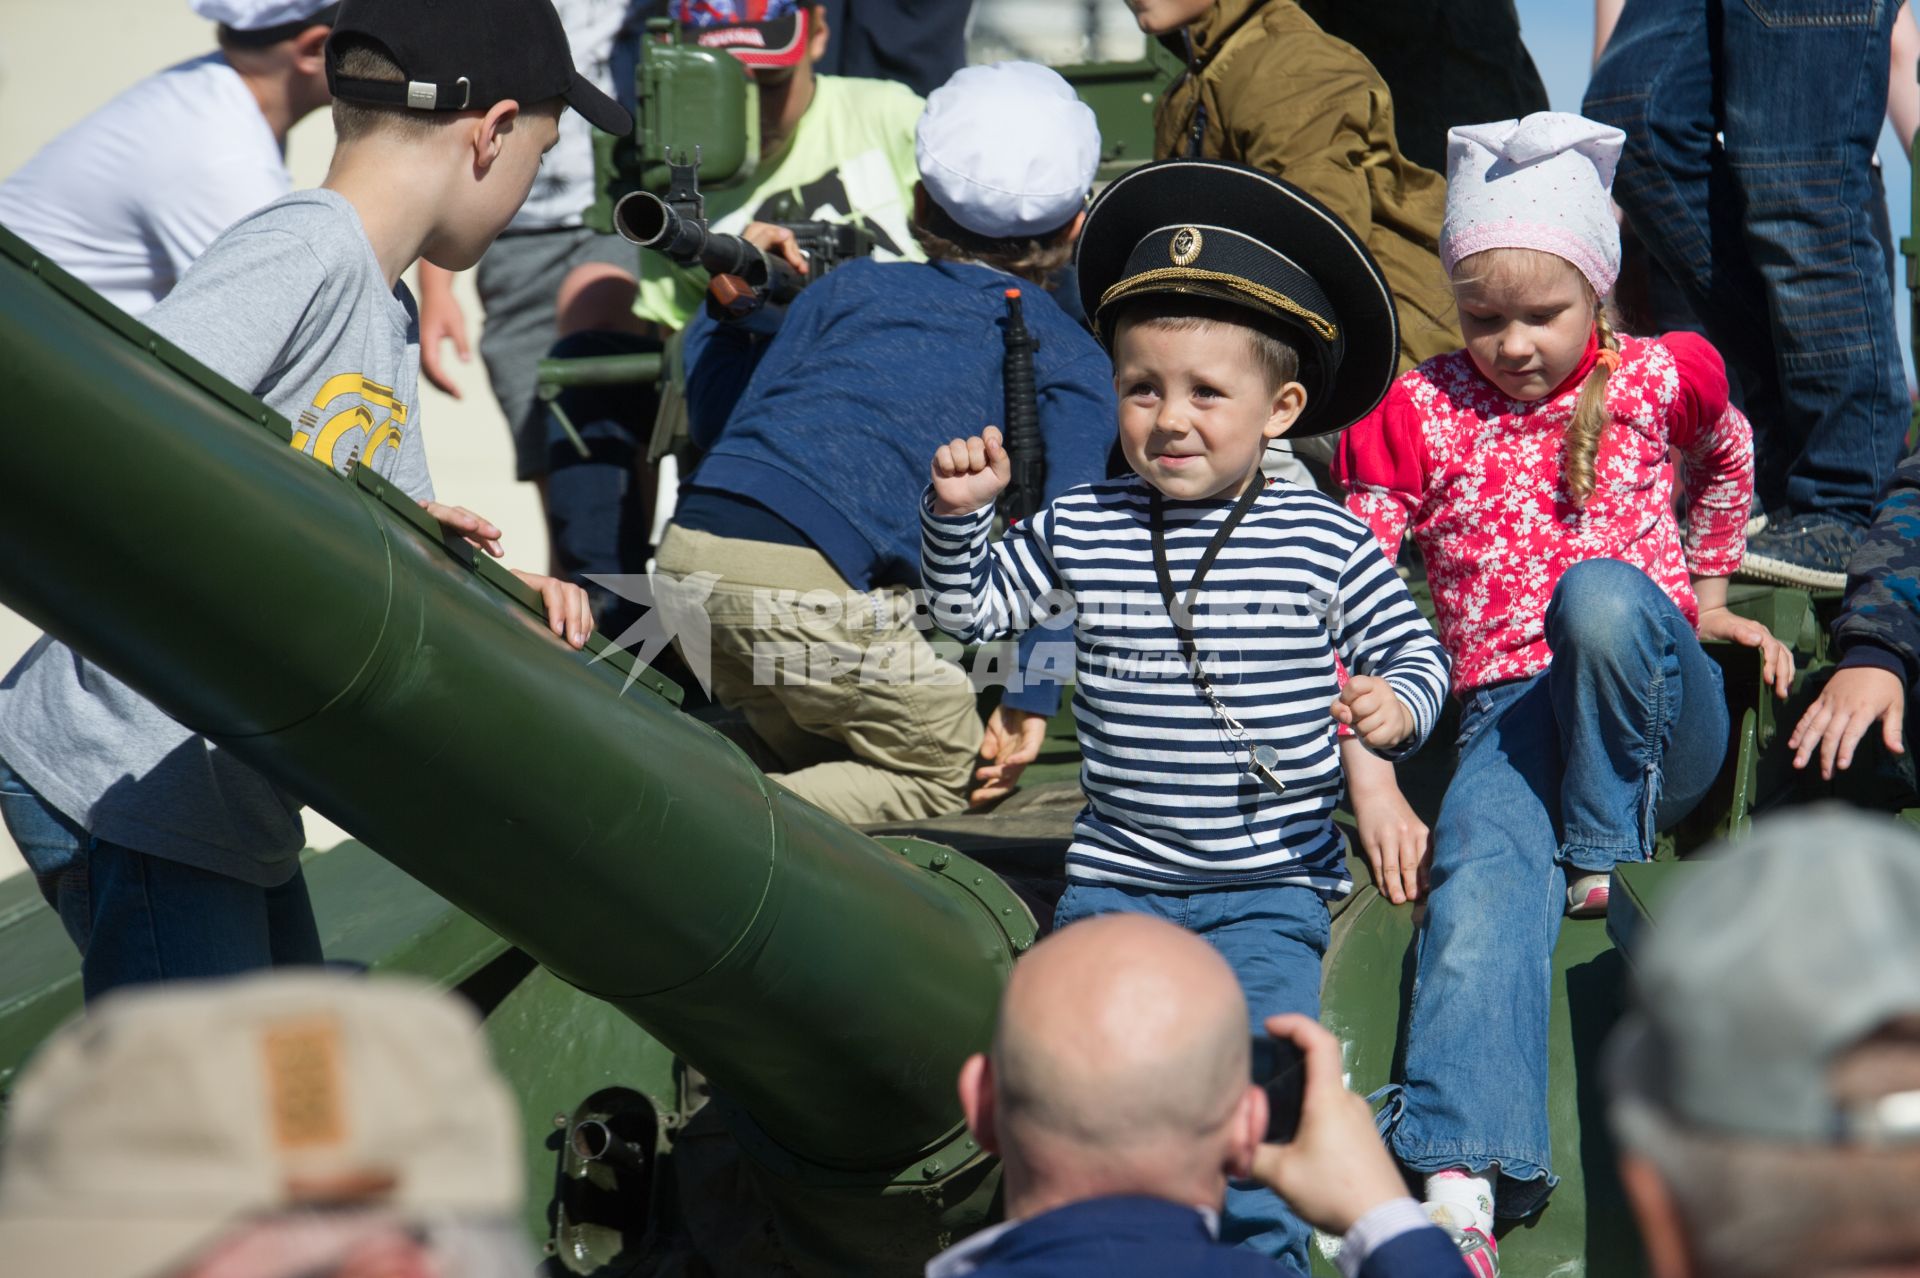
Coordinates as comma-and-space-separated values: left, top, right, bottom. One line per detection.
1425, 1203, 1499, 1278
1567, 872, 1610, 918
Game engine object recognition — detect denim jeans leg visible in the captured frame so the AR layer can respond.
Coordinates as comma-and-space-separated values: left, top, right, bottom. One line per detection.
542, 330, 663, 637
0, 759, 96, 955
1719, 0, 1905, 527
1389, 678, 1565, 1218
1544, 560, 1729, 869
1052, 882, 1326, 1275
1198, 885, 1328, 1277
266, 868, 325, 967
1584, 0, 1785, 505
78, 843, 301, 1000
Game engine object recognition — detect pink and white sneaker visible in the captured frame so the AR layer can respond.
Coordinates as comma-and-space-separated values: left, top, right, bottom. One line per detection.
1566, 873, 1610, 918
1442, 1222, 1499, 1278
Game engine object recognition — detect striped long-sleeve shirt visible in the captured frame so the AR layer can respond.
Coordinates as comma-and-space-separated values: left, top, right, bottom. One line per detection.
921, 475, 1451, 895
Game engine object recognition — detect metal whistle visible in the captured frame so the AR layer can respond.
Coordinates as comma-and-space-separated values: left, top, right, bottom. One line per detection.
1247, 743, 1287, 796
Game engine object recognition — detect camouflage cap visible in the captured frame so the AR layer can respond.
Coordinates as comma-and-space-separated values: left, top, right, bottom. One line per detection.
0, 971, 523, 1278
1607, 806, 1920, 1144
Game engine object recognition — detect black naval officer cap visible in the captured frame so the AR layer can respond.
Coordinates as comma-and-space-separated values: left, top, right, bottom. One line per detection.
1075, 159, 1399, 437
326, 0, 633, 137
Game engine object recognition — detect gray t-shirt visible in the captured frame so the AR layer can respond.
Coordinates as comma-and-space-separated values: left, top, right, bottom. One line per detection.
0, 189, 433, 885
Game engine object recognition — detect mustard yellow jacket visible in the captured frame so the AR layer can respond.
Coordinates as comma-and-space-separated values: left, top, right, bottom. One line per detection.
1155, 0, 1461, 370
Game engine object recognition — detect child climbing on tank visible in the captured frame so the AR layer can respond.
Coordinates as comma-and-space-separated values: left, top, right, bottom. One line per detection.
921, 158, 1452, 1276
1331, 113, 1795, 1275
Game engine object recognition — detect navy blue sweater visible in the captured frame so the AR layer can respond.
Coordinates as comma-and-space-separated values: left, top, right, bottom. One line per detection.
676, 256, 1116, 714
931, 1196, 1469, 1278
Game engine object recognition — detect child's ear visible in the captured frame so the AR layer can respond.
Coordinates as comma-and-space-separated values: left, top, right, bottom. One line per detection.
808, 4, 832, 61
472, 100, 521, 172
1263, 382, 1307, 440
291, 24, 329, 75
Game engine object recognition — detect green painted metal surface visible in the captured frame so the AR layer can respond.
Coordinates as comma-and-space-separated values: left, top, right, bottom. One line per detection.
1056, 42, 1184, 180
0, 224, 1037, 1271
1319, 882, 1638, 1278
586, 19, 759, 234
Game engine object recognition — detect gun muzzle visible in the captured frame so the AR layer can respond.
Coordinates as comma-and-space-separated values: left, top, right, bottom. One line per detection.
613, 191, 697, 255
612, 190, 805, 305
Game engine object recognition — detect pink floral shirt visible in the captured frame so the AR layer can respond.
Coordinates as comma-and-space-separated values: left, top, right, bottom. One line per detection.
1332, 331, 1753, 695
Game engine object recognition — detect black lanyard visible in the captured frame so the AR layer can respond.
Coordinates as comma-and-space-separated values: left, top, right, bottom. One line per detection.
1150, 478, 1265, 695
1150, 479, 1286, 794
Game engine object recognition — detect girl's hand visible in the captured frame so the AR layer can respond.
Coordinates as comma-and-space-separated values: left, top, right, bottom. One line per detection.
1330, 676, 1414, 751
931, 426, 1012, 516
421, 501, 504, 558
1789, 665, 1907, 779
1696, 606, 1795, 699
510, 569, 594, 649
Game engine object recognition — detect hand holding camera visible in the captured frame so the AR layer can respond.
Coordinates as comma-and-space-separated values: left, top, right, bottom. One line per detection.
1251, 1014, 1410, 1236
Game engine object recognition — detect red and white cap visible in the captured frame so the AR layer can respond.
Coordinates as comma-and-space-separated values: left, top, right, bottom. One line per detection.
671, 0, 812, 71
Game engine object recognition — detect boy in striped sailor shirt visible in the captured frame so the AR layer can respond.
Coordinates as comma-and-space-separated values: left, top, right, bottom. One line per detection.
920, 160, 1449, 1275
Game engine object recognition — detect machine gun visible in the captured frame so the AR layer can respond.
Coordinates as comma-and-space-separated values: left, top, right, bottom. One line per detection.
614, 153, 876, 317
996, 288, 1045, 523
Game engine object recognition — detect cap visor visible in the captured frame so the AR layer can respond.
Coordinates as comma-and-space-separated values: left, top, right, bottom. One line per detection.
566, 71, 632, 137
1077, 160, 1400, 437
691, 15, 808, 69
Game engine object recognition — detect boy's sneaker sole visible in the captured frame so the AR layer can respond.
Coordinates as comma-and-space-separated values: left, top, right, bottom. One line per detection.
1734, 549, 1846, 592
1567, 873, 1610, 918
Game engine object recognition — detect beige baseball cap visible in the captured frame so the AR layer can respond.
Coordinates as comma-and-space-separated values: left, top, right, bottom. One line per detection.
1608, 806, 1920, 1143
0, 971, 524, 1278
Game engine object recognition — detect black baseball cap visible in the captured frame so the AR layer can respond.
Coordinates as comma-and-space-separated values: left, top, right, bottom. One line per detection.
326, 0, 633, 136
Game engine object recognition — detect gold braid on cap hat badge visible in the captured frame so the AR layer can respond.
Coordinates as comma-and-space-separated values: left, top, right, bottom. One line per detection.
1100, 268, 1340, 343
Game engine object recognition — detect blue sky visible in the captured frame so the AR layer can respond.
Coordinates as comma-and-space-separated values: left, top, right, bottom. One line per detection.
1510, 1, 1915, 382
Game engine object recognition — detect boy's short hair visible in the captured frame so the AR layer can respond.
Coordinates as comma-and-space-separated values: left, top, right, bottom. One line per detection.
329, 35, 456, 143
328, 36, 568, 144
1111, 294, 1304, 393
909, 188, 1076, 287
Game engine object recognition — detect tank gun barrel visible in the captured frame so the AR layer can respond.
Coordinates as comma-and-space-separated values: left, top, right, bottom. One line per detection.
0, 232, 1027, 1191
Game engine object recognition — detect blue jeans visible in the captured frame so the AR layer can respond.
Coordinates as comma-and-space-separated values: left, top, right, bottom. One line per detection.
1053, 879, 1331, 1276
1386, 560, 1728, 1217
0, 760, 323, 1002
1584, 0, 1905, 528
542, 329, 663, 638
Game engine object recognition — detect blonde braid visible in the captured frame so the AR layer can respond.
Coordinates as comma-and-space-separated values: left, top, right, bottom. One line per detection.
1564, 307, 1619, 507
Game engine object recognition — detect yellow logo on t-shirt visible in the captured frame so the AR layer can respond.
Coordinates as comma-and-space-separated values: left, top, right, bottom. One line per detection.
291, 373, 409, 471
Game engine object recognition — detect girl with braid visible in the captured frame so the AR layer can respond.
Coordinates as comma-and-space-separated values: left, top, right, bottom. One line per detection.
1332, 114, 1792, 1274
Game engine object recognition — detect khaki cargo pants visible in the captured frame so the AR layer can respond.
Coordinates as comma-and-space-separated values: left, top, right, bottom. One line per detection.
655, 525, 981, 825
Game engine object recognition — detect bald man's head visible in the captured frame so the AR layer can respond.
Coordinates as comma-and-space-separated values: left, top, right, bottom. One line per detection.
959, 915, 1264, 1216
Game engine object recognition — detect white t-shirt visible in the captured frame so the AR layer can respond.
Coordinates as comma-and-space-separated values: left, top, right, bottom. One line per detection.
511, 0, 649, 232
0, 53, 289, 317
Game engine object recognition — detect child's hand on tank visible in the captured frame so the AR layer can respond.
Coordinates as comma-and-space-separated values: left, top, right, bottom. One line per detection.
1330, 676, 1414, 751
931, 426, 1012, 516
1789, 665, 1906, 779
971, 704, 1049, 806
740, 222, 811, 275
1696, 605, 1796, 699
421, 500, 505, 558
510, 570, 595, 649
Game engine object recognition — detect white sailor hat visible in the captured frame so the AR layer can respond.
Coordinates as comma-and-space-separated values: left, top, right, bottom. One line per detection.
916, 61, 1101, 240
192, 0, 339, 33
